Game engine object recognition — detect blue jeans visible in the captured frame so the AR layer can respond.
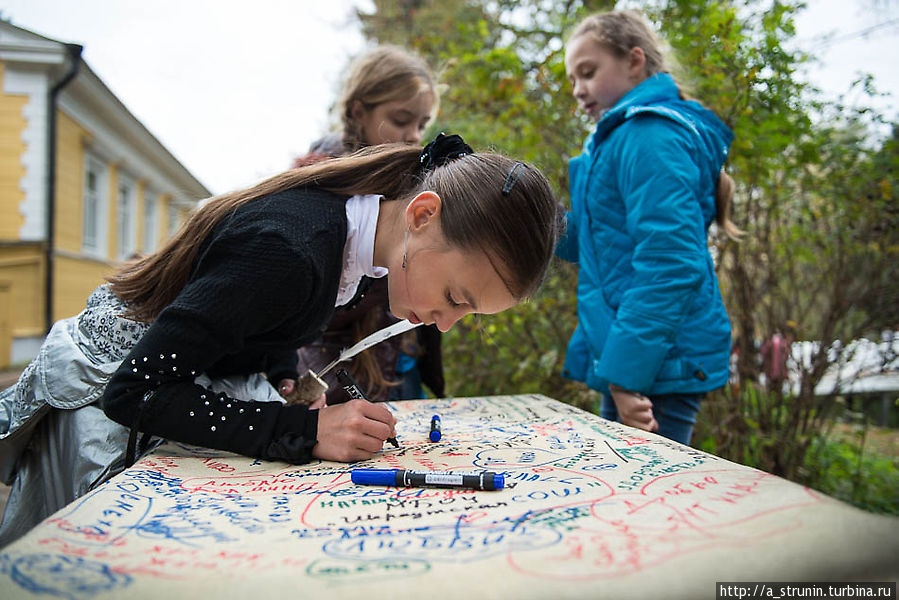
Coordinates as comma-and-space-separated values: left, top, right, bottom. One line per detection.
600, 392, 704, 445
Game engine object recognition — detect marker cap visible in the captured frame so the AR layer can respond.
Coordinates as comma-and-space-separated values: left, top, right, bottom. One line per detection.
491, 473, 505, 490
429, 414, 441, 442
351, 469, 398, 486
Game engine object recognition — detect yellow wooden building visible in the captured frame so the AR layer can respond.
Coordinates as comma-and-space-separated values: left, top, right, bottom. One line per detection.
0, 20, 210, 369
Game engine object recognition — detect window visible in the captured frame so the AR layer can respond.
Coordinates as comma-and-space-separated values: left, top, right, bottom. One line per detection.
82, 156, 107, 256
116, 176, 137, 260
142, 192, 157, 253
84, 171, 98, 249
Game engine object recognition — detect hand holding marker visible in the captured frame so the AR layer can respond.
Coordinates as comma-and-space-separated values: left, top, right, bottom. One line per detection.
346, 404, 504, 491
335, 368, 399, 448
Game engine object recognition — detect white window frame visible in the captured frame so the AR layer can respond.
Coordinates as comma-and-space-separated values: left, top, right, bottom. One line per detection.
116, 173, 137, 260
82, 155, 108, 258
142, 190, 157, 254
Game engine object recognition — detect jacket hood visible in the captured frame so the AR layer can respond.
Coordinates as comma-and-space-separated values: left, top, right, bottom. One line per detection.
588, 73, 733, 170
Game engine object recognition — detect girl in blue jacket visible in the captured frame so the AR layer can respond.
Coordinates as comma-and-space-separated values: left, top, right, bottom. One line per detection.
560, 10, 741, 444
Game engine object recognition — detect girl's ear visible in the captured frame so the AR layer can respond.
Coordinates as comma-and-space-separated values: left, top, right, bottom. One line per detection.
350, 99, 367, 122
628, 46, 647, 80
405, 191, 442, 230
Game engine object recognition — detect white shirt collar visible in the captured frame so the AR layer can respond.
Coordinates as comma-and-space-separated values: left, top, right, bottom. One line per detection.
336, 194, 388, 307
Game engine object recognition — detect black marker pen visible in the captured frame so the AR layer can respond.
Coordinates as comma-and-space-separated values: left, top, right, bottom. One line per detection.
335, 368, 399, 448
351, 469, 504, 491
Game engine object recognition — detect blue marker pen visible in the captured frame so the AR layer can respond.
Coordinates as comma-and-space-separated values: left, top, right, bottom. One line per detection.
336, 369, 399, 448
429, 414, 442, 442
351, 469, 504, 491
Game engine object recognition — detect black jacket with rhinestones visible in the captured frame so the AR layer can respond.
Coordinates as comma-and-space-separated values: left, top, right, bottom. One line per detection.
102, 187, 349, 464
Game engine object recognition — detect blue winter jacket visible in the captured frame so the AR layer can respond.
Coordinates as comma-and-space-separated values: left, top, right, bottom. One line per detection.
557, 73, 733, 396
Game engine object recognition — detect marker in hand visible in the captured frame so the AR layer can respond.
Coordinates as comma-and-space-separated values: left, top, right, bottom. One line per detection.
336, 368, 399, 448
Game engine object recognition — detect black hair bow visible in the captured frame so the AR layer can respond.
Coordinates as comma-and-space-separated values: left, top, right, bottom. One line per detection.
419, 132, 473, 171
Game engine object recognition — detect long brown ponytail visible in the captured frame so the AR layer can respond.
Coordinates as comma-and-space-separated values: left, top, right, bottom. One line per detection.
109, 142, 561, 322
715, 170, 743, 240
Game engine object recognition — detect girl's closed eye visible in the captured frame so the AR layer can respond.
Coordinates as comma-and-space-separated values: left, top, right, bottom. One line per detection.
445, 290, 460, 308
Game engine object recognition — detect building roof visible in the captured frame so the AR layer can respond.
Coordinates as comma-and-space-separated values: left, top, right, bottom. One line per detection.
0, 18, 211, 202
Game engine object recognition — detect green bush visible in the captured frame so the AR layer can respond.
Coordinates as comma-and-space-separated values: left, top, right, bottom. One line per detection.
695, 383, 898, 515
802, 431, 899, 516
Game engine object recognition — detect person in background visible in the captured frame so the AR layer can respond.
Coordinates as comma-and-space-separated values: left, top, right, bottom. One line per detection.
559, 9, 742, 444
760, 324, 795, 393
291, 46, 445, 404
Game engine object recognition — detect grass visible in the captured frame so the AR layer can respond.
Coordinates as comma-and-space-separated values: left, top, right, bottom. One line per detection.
828, 422, 899, 458
803, 426, 899, 516
695, 384, 899, 516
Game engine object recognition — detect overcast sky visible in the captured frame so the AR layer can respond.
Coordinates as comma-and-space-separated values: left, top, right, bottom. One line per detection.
2, 0, 897, 196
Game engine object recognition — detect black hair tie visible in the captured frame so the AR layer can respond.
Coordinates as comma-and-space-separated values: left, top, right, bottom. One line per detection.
420, 132, 473, 171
